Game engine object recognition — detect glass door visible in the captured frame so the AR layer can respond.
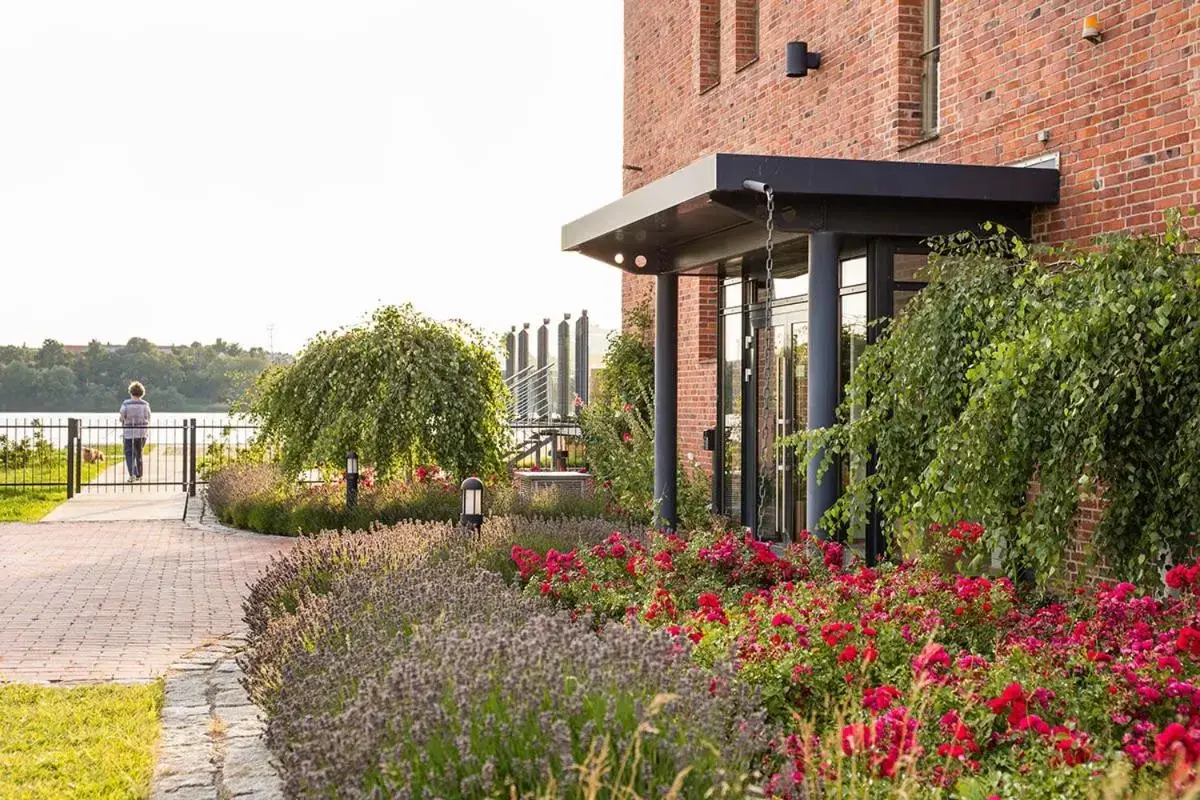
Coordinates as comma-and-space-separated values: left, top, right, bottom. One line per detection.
752, 303, 807, 542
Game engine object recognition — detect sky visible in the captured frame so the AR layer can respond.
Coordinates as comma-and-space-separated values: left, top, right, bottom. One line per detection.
0, 1, 624, 354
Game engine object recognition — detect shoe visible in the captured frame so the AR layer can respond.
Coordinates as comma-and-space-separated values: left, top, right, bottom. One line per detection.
126, 477, 136, 483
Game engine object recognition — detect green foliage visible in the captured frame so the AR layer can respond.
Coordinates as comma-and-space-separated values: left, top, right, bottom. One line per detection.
0, 337, 274, 411
802, 212, 1200, 586
208, 462, 620, 537
248, 305, 508, 480
579, 306, 713, 530
0, 423, 55, 470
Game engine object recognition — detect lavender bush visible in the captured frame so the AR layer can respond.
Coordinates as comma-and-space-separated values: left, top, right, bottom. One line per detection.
242, 522, 773, 798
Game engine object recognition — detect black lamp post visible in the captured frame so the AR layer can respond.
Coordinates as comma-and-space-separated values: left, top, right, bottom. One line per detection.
346, 451, 359, 509
460, 476, 484, 532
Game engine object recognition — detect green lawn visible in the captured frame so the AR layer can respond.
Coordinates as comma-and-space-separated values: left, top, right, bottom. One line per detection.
0, 682, 163, 799
0, 446, 124, 522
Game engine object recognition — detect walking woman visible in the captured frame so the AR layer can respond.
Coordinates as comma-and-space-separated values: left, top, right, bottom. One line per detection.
119, 382, 151, 482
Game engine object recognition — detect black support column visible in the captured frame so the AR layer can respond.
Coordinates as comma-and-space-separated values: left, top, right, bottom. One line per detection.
806, 232, 840, 538
654, 273, 678, 530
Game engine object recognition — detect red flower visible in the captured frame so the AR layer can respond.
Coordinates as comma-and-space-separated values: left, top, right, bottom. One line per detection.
1155, 723, 1200, 765
863, 685, 901, 712
698, 592, 721, 609
771, 613, 795, 627
987, 682, 1028, 726
838, 645, 859, 664
1178, 627, 1200, 658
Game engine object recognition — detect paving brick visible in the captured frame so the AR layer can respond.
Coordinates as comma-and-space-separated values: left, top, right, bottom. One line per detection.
0, 521, 293, 683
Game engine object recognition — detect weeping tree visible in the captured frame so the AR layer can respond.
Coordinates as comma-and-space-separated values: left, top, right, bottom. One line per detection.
249, 305, 508, 480
804, 211, 1200, 586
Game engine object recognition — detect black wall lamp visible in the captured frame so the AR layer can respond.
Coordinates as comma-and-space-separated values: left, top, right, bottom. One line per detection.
786, 41, 822, 77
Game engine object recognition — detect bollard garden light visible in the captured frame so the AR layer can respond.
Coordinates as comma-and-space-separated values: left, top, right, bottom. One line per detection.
346, 450, 359, 509
460, 476, 484, 533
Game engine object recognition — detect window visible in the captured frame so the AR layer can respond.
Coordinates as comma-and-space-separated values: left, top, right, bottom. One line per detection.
719, 280, 743, 517
698, 1, 721, 93
920, 0, 941, 135
734, 0, 759, 72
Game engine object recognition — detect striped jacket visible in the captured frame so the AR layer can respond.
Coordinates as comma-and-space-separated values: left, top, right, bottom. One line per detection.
119, 398, 152, 440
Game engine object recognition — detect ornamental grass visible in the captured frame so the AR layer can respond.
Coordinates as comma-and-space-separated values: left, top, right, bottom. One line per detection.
241, 518, 767, 798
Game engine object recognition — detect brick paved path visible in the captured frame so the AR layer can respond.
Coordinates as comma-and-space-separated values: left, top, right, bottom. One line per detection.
0, 521, 293, 683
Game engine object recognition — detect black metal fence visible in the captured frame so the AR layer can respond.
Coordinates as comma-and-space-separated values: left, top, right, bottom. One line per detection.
0, 416, 268, 497
2, 414, 586, 496
0, 417, 74, 488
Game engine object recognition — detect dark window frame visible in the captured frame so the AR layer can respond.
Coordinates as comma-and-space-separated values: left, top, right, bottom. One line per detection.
919, 0, 941, 136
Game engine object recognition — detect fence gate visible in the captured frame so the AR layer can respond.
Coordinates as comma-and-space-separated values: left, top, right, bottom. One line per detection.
1, 416, 268, 499
66, 418, 197, 496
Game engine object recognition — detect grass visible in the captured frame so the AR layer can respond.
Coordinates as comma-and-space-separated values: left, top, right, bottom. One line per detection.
0, 445, 128, 522
0, 682, 163, 800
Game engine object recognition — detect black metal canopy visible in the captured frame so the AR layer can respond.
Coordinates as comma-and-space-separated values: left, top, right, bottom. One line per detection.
562, 153, 1060, 275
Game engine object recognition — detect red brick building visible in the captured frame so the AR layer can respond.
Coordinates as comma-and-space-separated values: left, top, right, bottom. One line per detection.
564, 1, 1200, 561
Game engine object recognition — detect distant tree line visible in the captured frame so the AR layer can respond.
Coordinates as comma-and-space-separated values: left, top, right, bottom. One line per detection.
0, 338, 281, 412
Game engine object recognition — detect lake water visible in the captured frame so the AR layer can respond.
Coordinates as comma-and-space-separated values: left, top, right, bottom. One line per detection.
0, 412, 258, 448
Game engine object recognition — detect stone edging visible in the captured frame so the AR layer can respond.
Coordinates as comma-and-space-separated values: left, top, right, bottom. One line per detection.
151, 638, 282, 800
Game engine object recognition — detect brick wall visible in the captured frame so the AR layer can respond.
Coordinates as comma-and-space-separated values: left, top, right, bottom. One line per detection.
616, 0, 1200, 514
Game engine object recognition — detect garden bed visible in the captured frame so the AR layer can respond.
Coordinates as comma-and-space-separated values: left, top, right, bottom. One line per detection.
242, 519, 1200, 798
206, 463, 616, 536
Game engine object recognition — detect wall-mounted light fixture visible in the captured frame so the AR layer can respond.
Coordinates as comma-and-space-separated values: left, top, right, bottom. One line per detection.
786, 41, 822, 77
1082, 14, 1102, 44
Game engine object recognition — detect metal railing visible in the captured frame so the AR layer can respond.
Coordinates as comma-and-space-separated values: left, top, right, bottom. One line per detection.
0, 416, 279, 497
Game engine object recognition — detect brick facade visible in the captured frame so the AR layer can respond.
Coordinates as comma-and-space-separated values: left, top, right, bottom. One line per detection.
618, 1, 1200, 542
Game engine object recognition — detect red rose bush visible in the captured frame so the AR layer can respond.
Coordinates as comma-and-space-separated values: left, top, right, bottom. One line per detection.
516, 524, 1200, 797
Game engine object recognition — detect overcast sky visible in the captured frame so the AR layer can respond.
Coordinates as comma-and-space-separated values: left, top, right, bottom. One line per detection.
0, 1, 623, 353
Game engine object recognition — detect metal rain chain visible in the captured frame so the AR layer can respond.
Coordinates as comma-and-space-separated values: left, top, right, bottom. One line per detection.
743, 180, 778, 542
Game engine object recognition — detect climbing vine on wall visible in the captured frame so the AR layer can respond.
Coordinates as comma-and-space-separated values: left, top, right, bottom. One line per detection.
802, 211, 1200, 586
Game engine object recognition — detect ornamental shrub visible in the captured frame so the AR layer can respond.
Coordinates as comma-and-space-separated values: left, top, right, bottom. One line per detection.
242, 523, 771, 798
248, 304, 508, 480
515, 524, 1200, 797
208, 462, 621, 536
579, 304, 716, 530
803, 213, 1200, 586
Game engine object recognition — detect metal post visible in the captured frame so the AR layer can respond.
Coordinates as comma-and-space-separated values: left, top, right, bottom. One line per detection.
188, 419, 198, 497
536, 318, 550, 421
575, 310, 590, 405
654, 275, 678, 530
806, 232, 841, 538
504, 327, 516, 381
517, 323, 530, 418
65, 418, 76, 499
181, 419, 189, 492
557, 314, 571, 419
74, 421, 83, 494
346, 451, 359, 509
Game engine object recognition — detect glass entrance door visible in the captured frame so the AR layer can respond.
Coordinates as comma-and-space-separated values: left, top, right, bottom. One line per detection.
752, 304, 807, 542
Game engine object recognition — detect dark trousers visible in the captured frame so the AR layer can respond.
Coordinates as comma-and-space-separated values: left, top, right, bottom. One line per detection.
124, 438, 145, 478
